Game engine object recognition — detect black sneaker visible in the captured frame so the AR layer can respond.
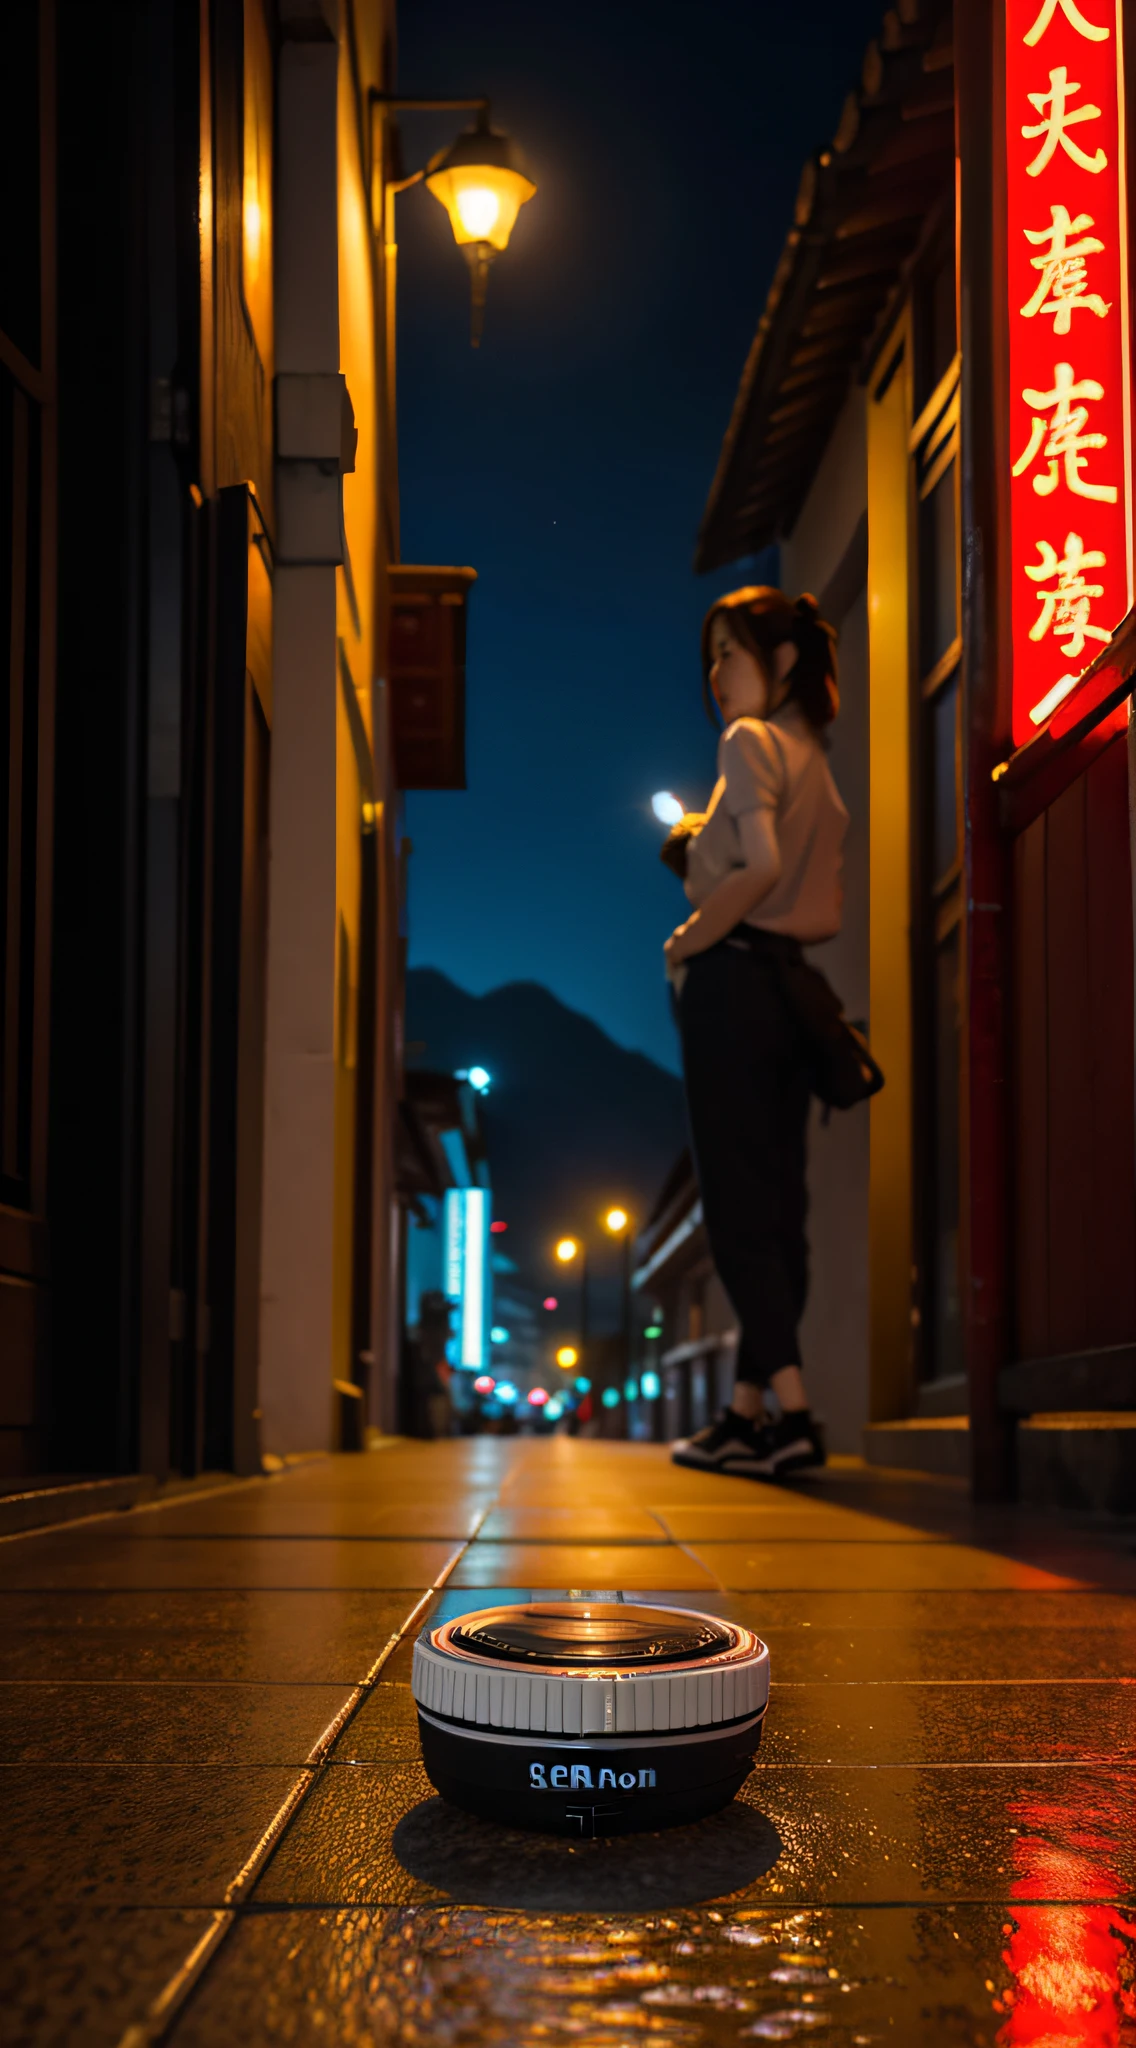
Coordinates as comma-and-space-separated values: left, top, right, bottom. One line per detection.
750, 1411, 826, 1478
671, 1409, 768, 1475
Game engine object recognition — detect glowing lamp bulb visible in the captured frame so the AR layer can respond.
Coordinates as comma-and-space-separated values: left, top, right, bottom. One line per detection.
468, 1066, 491, 1093
556, 1238, 578, 1263
454, 186, 501, 240
543, 1296, 558, 1311
555, 1345, 578, 1370
652, 791, 684, 827
605, 1207, 629, 1234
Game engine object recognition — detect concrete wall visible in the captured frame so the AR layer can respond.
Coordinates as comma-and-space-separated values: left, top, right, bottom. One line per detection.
780, 386, 871, 1454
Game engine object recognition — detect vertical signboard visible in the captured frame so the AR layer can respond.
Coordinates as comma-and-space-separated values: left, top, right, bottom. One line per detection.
442, 1187, 490, 1371
1006, 0, 1132, 743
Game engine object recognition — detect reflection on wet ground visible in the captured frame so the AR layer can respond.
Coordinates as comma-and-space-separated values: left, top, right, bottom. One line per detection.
2, 1438, 1136, 2045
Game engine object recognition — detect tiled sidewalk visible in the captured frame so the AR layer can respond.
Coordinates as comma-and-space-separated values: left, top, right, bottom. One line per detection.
3, 1438, 1136, 2044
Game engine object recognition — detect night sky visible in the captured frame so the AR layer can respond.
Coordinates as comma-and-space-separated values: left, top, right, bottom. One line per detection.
396, 1, 884, 1073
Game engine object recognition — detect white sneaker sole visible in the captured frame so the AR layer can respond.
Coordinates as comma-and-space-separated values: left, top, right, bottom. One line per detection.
750, 1437, 825, 1478
671, 1444, 764, 1474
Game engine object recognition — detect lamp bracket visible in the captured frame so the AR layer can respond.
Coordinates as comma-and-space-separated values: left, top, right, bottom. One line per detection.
370, 93, 490, 119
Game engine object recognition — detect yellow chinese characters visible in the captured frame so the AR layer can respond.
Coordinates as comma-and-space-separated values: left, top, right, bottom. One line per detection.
1021, 206, 1109, 331
1025, 531, 1111, 655
1023, 0, 1109, 45
1012, 361, 1118, 501
1023, 67, 1108, 176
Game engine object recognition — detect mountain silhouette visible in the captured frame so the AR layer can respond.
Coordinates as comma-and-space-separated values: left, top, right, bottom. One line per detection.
405, 969, 687, 1326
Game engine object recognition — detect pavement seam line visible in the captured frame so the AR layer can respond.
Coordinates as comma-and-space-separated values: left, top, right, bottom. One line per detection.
0, 1476, 267, 1547
113, 1511, 489, 2048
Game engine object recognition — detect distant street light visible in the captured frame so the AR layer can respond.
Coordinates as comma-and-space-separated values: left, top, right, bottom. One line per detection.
554, 1236, 589, 1392
604, 1207, 634, 1438
556, 1345, 578, 1370
652, 792, 684, 826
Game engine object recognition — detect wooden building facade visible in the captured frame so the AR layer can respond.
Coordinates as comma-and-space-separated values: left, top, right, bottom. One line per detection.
0, 0, 461, 1485
649, 0, 1136, 1506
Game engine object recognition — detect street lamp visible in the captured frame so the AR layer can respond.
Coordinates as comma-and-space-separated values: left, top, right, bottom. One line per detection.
604, 1206, 635, 1433
373, 95, 536, 347
553, 1235, 589, 1385
426, 112, 536, 345
555, 1345, 579, 1371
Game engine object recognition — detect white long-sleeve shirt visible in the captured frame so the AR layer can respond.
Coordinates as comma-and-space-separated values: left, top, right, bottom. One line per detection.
684, 705, 848, 943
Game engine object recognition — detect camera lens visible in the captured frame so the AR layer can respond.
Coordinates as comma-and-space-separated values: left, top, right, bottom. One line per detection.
413, 1601, 769, 1836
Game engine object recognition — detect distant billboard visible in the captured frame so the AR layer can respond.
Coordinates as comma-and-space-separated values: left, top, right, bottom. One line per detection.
443, 1187, 491, 1371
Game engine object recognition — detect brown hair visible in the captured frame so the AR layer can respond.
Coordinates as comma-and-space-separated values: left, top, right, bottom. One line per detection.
700, 585, 839, 733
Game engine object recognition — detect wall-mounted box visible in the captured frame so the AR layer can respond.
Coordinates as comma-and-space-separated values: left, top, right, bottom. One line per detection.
389, 565, 477, 790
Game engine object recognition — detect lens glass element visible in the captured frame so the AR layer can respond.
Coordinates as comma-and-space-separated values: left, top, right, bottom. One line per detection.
448, 1603, 733, 1668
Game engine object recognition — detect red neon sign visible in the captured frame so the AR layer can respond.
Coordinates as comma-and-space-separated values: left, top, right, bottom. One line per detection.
1005, 0, 1132, 746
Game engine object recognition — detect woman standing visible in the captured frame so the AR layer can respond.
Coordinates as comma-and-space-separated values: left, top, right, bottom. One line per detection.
665, 586, 846, 1479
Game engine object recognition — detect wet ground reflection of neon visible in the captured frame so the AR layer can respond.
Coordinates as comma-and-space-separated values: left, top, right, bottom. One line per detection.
993, 1799, 1136, 2042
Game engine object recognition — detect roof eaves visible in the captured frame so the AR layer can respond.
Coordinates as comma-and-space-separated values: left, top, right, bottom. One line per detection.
695, 0, 954, 576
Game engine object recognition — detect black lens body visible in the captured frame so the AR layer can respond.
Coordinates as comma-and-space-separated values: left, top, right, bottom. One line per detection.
412, 1602, 769, 1837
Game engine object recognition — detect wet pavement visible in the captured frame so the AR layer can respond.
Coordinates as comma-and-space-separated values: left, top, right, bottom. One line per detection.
2, 1439, 1136, 2045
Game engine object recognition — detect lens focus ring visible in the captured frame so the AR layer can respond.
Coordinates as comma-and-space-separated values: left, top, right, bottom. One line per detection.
412, 1604, 769, 1735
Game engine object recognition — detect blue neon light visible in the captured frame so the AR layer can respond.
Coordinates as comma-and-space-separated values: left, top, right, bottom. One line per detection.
442, 1187, 491, 1371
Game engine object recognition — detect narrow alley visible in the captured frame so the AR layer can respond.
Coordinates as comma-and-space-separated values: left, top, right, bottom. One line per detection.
4, 1441, 1136, 2044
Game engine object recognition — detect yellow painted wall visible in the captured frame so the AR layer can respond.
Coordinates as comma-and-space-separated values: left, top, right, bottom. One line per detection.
866, 326, 915, 1421
329, 30, 379, 1397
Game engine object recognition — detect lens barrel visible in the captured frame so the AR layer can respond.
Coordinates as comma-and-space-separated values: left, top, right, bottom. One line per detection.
412, 1601, 769, 1836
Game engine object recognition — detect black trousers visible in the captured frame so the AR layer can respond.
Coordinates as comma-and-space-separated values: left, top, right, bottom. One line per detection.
678, 934, 812, 1387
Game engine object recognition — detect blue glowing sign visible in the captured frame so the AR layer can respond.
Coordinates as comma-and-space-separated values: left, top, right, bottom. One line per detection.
443, 1188, 491, 1370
